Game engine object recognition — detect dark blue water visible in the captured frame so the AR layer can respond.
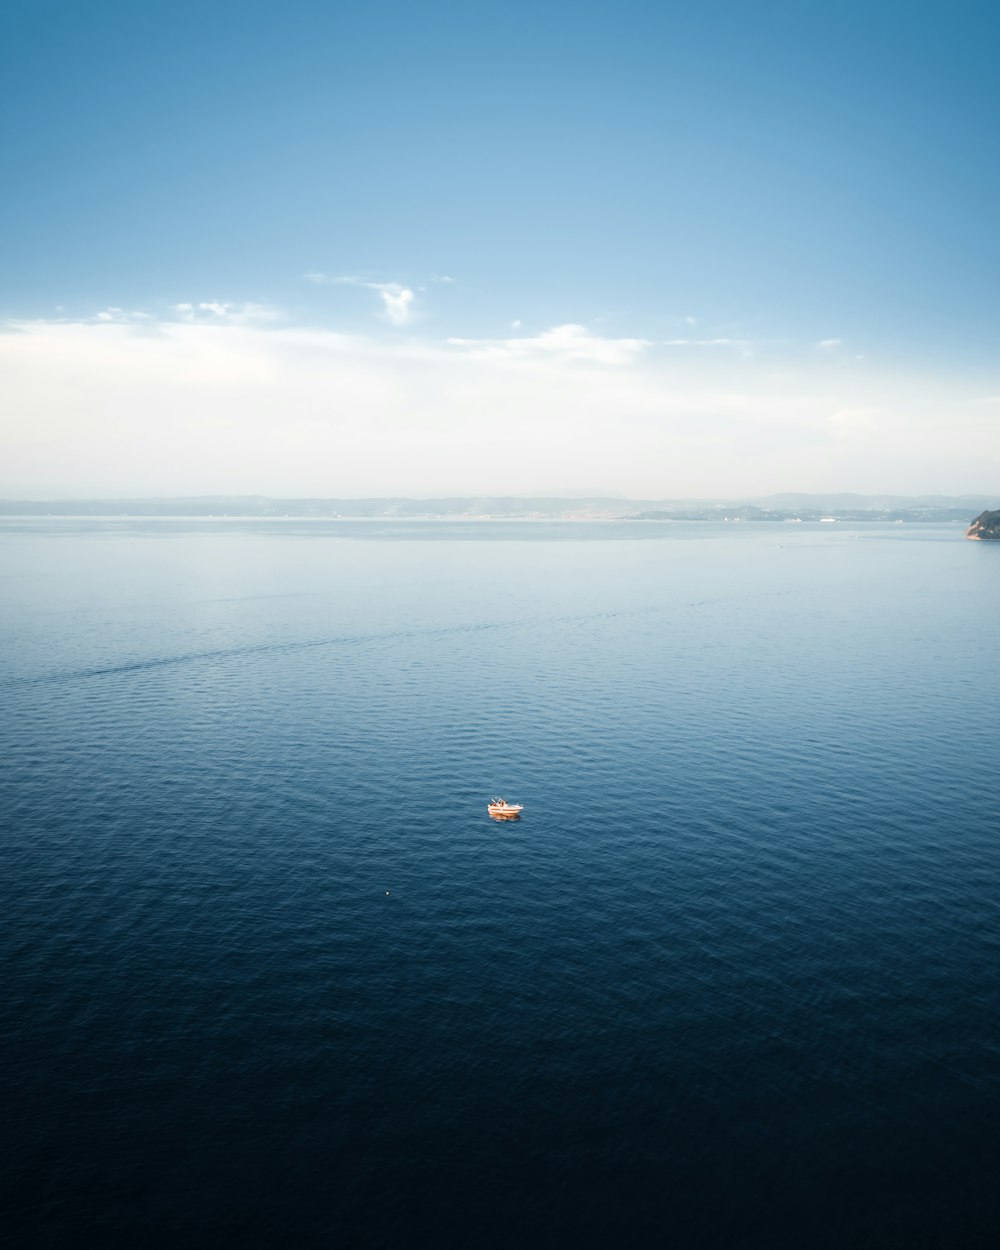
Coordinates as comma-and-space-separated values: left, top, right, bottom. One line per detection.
3, 519, 999, 1248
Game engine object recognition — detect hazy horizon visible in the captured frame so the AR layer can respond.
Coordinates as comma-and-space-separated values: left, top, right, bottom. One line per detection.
0, 489, 996, 506
2, 309, 998, 500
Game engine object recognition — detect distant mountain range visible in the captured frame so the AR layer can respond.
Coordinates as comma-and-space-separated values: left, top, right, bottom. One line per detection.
0, 493, 995, 522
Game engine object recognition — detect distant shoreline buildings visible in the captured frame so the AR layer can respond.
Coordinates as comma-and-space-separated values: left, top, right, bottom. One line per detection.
0, 494, 994, 525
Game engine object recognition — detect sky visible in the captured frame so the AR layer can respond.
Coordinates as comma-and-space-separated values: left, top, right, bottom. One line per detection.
1, 0, 998, 498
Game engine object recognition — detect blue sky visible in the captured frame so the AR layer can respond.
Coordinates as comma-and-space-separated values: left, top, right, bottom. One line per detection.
1, 0, 999, 496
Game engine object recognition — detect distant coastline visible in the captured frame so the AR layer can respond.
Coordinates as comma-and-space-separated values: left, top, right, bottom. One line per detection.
0, 493, 994, 525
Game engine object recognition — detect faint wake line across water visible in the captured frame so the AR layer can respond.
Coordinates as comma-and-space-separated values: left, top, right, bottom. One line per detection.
3, 606, 656, 688
3, 588, 795, 689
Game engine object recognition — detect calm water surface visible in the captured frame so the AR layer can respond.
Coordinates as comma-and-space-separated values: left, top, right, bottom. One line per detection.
2, 520, 999, 1248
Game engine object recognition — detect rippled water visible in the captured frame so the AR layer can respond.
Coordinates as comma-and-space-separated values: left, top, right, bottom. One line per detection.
3, 519, 999, 1248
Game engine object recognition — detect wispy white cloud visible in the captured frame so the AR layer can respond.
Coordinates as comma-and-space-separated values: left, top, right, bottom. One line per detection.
95, 307, 151, 323
662, 338, 747, 348
447, 323, 650, 365
370, 283, 415, 326
817, 338, 843, 349
172, 301, 282, 324
305, 273, 417, 325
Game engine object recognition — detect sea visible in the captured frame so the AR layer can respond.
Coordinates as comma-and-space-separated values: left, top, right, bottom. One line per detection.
2, 518, 999, 1248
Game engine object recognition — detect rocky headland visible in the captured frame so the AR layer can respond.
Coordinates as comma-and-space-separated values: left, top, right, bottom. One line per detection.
966, 510, 1000, 540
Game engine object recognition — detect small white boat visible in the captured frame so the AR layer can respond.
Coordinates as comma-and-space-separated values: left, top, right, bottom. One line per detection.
487, 797, 523, 818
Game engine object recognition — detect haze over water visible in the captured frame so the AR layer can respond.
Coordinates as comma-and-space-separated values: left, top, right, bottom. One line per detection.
3, 519, 999, 1247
